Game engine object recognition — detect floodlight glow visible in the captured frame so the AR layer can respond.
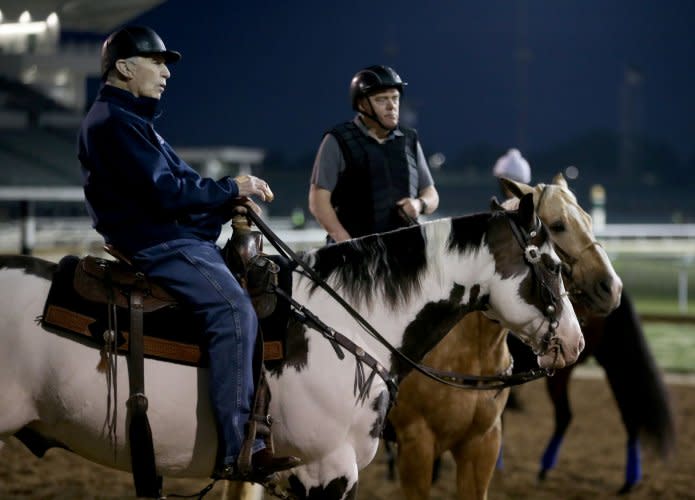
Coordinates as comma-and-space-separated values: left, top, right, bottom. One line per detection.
19, 11, 32, 23
0, 21, 47, 35
46, 13, 59, 27
54, 69, 69, 86
429, 152, 446, 169
565, 165, 579, 180
21, 65, 38, 84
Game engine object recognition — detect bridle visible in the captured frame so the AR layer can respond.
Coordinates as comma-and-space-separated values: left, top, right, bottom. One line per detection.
504, 206, 564, 362
535, 185, 605, 300
245, 207, 562, 394
407, 197, 565, 360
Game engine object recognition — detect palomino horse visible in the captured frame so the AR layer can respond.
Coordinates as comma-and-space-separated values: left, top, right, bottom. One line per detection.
0, 195, 584, 499
386, 174, 622, 500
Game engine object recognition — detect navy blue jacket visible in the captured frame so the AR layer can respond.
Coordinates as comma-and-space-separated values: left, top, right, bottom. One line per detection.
78, 85, 239, 255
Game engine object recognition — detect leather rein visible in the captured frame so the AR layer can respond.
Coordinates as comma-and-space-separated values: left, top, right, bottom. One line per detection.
245, 208, 557, 392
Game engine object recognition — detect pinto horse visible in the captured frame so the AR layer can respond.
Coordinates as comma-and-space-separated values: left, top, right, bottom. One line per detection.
386, 174, 622, 500
0, 195, 583, 500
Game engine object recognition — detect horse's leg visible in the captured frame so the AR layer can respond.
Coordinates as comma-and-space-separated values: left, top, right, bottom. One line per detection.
222, 480, 264, 500
538, 366, 575, 480
386, 429, 441, 484
345, 481, 358, 500
601, 357, 642, 494
0, 412, 37, 464
451, 421, 501, 500
0, 384, 37, 441
617, 436, 641, 495
285, 445, 359, 500
394, 421, 436, 500
593, 291, 676, 494
383, 439, 397, 480
431, 456, 442, 483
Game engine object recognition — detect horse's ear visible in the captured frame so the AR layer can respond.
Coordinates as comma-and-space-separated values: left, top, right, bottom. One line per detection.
490, 196, 504, 212
518, 192, 536, 230
552, 172, 568, 189
499, 176, 532, 199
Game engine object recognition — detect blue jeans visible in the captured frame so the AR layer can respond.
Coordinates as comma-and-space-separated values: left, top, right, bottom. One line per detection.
131, 238, 264, 465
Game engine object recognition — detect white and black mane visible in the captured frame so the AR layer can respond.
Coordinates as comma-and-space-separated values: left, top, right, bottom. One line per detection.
298, 205, 558, 380
304, 208, 552, 311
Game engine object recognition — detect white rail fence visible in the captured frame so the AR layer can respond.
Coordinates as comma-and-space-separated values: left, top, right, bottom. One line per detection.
1, 187, 695, 312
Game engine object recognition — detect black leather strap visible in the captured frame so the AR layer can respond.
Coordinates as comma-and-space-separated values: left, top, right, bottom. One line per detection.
246, 207, 549, 392
127, 288, 162, 498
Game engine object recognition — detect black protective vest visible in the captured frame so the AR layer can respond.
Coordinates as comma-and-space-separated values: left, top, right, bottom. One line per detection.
329, 121, 419, 238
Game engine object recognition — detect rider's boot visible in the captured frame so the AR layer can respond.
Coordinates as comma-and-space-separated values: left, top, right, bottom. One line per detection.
215, 369, 300, 482
214, 448, 300, 483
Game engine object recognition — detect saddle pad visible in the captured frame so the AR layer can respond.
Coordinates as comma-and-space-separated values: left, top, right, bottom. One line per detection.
41, 255, 296, 367
42, 255, 205, 367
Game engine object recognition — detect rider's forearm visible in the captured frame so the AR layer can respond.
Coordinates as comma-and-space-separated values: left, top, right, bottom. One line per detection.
309, 186, 351, 242
417, 186, 439, 215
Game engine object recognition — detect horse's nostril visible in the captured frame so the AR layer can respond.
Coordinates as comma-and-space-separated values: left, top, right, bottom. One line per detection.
596, 277, 613, 297
597, 275, 623, 299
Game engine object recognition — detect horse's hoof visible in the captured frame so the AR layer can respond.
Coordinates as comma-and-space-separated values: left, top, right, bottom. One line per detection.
618, 482, 637, 495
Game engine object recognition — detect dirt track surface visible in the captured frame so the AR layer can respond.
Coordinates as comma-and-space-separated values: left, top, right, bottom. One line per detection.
1, 374, 693, 499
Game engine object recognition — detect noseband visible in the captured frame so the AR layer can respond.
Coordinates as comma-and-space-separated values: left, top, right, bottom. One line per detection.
554, 240, 604, 282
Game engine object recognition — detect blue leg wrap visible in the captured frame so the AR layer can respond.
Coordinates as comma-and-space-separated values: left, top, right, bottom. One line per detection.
541, 434, 564, 471
625, 438, 642, 487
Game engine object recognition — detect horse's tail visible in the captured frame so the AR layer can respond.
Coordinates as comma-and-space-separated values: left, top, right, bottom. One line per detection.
594, 289, 676, 459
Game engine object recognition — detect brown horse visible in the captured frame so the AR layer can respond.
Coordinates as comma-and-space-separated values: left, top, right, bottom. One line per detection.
506, 286, 676, 494
386, 173, 623, 500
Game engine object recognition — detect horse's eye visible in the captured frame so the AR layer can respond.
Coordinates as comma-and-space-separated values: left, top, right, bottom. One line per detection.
549, 221, 566, 233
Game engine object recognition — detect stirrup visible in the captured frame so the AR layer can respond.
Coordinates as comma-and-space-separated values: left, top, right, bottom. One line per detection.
237, 371, 273, 474
213, 463, 277, 484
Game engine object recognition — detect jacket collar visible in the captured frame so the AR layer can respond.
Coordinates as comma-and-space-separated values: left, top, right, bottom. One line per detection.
97, 84, 161, 121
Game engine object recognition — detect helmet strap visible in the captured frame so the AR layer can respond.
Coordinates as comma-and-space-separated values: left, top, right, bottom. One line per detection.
360, 97, 395, 134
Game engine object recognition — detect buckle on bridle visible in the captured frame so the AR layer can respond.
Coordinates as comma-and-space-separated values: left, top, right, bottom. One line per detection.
524, 244, 541, 263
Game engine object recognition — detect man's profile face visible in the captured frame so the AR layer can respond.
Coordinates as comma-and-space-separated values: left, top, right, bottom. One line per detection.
125, 55, 170, 99
361, 88, 400, 129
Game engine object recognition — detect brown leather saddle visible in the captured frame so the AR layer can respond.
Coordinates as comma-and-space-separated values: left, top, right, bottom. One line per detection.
43, 252, 204, 366
74, 246, 177, 313
43, 214, 285, 365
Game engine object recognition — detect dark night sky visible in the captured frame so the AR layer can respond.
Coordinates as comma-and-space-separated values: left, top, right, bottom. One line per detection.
131, 0, 694, 166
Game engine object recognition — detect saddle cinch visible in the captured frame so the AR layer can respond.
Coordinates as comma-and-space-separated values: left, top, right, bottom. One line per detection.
41, 214, 292, 497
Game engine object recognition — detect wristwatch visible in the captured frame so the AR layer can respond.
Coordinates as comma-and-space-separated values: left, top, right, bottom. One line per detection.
418, 197, 428, 215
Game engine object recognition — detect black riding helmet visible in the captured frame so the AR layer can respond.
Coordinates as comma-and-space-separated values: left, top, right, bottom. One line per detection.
349, 65, 407, 110
101, 26, 181, 80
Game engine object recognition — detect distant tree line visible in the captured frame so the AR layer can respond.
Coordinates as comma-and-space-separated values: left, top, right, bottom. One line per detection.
259, 129, 694, 223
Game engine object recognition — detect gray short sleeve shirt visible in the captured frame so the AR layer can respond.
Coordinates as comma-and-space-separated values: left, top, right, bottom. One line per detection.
310, 117, 434, 192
